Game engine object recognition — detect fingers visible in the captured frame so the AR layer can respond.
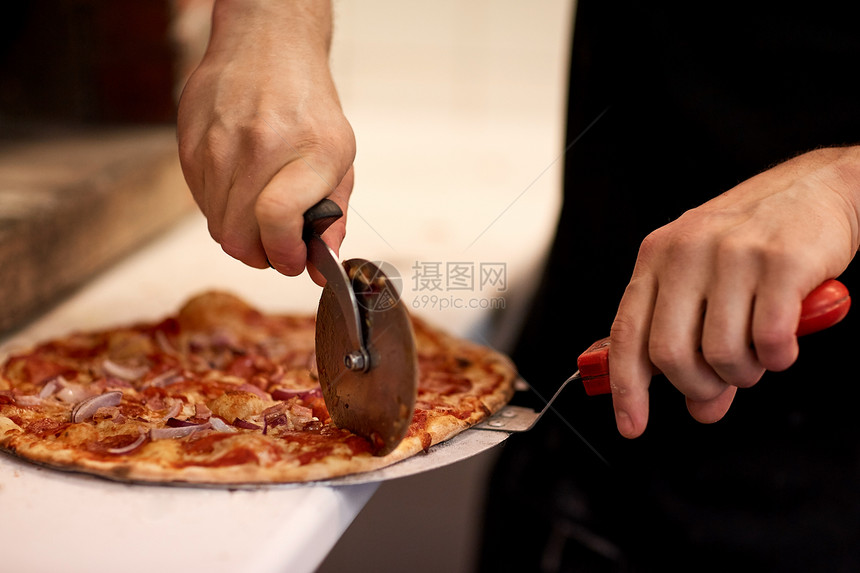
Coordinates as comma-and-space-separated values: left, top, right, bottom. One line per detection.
179, 114, 356, 276
258, 163, 354, 281
179, 117, 279, 269
612, 270, 807, 439
700, 285, 764, 388
748, 282, 802, 372
608, 277, 656, 439
686, 386, 737, 424
608, 255, 795, 439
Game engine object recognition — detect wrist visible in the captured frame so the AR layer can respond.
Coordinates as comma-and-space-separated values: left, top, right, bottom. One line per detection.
208, 0, 333, 59
820, 145, 860, 253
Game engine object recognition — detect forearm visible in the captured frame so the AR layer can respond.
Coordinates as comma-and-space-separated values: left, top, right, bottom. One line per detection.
208, 0, 334, 59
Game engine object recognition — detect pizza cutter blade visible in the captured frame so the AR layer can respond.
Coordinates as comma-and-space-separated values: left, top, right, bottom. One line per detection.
304, 199, 418, 456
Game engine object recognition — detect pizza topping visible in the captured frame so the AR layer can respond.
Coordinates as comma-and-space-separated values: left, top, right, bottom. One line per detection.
56, 382, 93, 404
150, 422, 211, 440
143, 368, 184, 388
419, 372, 473, 396
11, 355, 69, 385
154, 329, 180, 357
159, 400, 183, 421
232, 418, 261, 430
181, 432, 233, 455
25, 418, 70, 438
288, 403, 315, 427
166, 417, 199, 428
263, 414, 287, 435
92, 406, 123, 423
208, 416, 237, 433
103, 432, 147, 455
71, 391, 123, 423
225, 355, 259, 378
13, 395, 42, 407
270, 387, 322, 401
236, 383, 269, 401
207, 391, 267, 423
102, 359, 148, 382
195, 403, 212, 419
39, 377, 64, 399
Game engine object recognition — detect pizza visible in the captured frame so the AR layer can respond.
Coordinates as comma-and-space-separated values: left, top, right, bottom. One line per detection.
0, 291, 516, 484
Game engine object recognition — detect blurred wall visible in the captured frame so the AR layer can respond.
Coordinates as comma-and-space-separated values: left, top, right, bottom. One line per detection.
0, 0, 211, 125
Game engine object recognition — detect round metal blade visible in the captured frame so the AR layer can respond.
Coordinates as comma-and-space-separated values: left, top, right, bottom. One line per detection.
315, 258, 418, 456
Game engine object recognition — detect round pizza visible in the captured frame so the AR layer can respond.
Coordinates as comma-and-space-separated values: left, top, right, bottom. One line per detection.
0, 291, 515, 484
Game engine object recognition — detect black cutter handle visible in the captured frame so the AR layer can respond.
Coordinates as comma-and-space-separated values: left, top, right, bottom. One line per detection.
303, 198, 343, 240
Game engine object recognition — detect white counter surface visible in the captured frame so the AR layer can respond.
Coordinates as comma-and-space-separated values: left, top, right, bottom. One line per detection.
0, 454, 376, 573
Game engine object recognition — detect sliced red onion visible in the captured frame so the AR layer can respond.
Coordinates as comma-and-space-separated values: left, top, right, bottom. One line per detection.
211, 329, 242, 351
159, 400, 182, 421
150, 422, 210, 440
262, 413, 288, 435
262, 402, 287, 417
270, 387, 322, 401
155, 330, 180, 356
289, 404, 314, 426
105, 432, 147, 455
165, 417, 198, 428
15, 395, 42, 406
71, 391, 123, 423
39, 377, 65, 399
208, 416, 237, 433
102, 359, 148, 382
144, 368, 183, 388
56, 382, 92, 404
232, 418, 261, 430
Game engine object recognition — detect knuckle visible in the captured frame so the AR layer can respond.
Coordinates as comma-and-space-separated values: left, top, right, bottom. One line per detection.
674, 374, 727, 403
292, 115, 356, 166
728, 370, 764, 389
206, 219, 223, 244
638, 223, 708, 272
609, 313, 638, 346
752, 336, 797, 372
701, 347, 736, 375
647, 337, 684, 372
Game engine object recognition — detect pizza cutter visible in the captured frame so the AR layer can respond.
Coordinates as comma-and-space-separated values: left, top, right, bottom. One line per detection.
303, 199, 418, 456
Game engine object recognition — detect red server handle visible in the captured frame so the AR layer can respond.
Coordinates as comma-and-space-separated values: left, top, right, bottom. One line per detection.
579, 279, 851, 396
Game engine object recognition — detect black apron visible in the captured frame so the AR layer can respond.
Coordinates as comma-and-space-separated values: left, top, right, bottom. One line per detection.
480, 1, 860, 571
